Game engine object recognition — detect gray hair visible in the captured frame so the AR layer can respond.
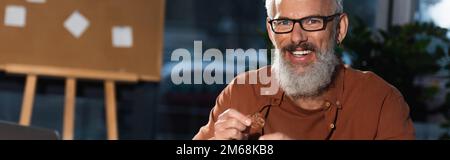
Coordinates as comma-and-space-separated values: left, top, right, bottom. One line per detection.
265, 0, 344, 18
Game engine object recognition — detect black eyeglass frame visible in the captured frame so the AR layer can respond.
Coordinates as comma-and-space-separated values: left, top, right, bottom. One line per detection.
268, 13, 342, 34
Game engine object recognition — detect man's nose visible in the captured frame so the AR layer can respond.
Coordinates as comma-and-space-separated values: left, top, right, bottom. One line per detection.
290, 22, 308, 44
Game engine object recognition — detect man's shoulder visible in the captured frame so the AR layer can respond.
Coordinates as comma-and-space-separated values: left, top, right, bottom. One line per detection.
217, 66, 273, 114
224, 66, 275, 99
232, 66, 272, 86
344, 66, 402, 98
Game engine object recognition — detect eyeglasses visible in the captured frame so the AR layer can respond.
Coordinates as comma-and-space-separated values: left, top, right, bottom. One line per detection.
268, 13, 342, 34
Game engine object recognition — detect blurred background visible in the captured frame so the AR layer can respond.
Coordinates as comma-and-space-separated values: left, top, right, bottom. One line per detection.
0, 0, 450, 140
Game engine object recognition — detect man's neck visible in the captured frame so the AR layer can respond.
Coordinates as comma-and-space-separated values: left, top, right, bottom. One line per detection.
288, 95, 326, 111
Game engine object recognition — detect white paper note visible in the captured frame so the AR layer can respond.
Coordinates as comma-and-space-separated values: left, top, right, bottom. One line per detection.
112, 26, 134, 48
64, 11, 90, 39
4, 5, 27, 28
26, 0, 47, 4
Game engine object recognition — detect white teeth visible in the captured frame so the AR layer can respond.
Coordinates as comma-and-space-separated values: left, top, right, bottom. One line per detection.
292, 50, 312, 56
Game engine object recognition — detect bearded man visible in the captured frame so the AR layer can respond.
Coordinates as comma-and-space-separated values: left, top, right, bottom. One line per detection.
193, 0, 415, 140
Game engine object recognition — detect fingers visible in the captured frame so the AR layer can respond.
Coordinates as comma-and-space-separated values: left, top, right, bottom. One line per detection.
259, 133, 292, 140
214, 129, 246, 140
213, 109, 252, 140
215, 118, 247, 132
219, 109, 252, 126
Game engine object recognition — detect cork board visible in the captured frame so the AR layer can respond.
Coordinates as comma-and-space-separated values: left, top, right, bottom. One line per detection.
0, 0, 165, 81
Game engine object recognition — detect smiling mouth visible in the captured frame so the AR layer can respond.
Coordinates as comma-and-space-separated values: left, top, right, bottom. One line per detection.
291, 50, 312, 57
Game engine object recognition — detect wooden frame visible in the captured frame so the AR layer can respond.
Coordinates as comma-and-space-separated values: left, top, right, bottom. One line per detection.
3, 64, 139, 140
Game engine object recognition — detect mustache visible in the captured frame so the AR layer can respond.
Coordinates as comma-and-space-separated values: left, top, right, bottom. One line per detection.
283, 42, 317, 52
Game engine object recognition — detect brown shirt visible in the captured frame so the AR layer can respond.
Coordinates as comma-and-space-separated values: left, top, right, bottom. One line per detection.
193, 65, 415, 140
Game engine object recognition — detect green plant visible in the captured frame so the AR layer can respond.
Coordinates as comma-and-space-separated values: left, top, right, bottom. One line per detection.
340, 17, 450, 124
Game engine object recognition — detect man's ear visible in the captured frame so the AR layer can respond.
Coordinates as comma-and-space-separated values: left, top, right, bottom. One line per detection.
266, 17, 276, 47
336, 13, 349, 44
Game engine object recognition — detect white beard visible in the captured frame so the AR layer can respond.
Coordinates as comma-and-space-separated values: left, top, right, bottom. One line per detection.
272, 43, 340, 99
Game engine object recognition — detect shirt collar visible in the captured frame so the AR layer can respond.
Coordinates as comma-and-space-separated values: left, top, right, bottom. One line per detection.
322, 64, 345, 109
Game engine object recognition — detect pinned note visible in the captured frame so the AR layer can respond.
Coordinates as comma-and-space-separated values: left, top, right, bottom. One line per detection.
112, 26, 134, 48
64, 11, 90, 39
4, 5, 27, 28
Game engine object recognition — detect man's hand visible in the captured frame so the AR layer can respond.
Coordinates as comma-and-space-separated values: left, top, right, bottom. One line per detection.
259, 133, 293, 140
212, 109, 252, 140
